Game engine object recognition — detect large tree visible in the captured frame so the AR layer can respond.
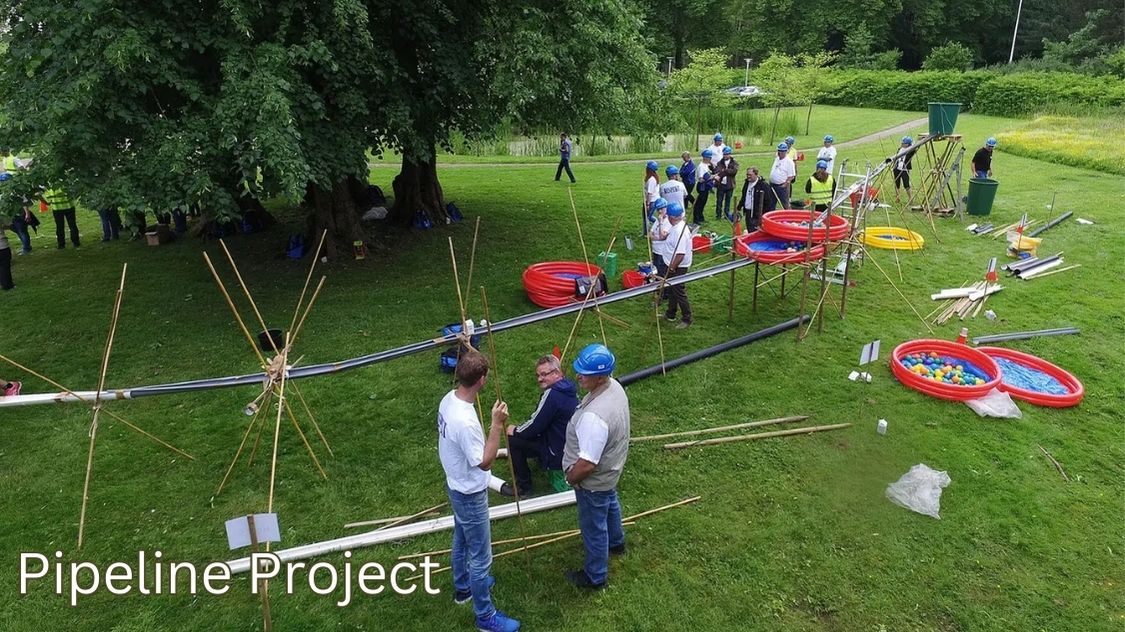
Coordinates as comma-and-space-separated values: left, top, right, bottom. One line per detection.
0, 0, 656, 256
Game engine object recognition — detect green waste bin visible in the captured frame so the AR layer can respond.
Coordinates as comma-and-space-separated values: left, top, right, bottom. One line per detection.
596, 251, 618, 277
928, 102, 961, 136
967, 178, 999, 216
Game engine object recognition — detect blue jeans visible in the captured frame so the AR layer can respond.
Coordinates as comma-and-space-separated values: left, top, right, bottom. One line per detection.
448, 487, 494, 619
976, 170, 988, 179
575, 487, 625, 585
97, 208, 121, 241
714, 187, 732, 219
10, 215, 31, 252
768, 183, 790, 211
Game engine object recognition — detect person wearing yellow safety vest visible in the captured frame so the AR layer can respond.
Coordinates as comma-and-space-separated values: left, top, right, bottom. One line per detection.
803, 160, 837, 212
41, 187, 81, 249
0, 148, 35, 255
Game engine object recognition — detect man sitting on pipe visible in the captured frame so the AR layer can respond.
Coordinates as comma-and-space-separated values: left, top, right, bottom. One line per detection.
563, 343, 631, 590
506, 355, 578, 497
437, 351, 521, 632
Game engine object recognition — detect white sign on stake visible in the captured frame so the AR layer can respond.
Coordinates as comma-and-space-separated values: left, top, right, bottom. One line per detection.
859, 340, 881, 366
225, 513, 281, 550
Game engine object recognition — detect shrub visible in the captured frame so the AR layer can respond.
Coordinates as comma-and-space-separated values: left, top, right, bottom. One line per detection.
817, 70, 988, 111
973, 72, 1125, 116
922, 43, 974, 72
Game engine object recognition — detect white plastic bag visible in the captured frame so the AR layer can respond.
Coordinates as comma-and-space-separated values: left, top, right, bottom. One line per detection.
886, 464, 951, 519
966, 387, 1022, 419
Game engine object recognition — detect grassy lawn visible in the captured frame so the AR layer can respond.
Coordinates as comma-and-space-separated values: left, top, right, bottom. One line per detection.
366, 106, 925, 166
1, 112, 1122, 631
998, 112, 1125, 175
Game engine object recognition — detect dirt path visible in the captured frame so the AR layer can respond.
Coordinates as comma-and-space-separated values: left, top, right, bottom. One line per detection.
369, 116, 930, 169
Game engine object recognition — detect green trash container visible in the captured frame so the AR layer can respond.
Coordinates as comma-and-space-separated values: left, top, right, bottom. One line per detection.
596, 251, 618, 277
928, 102, 961, 136
967, 178, 999, 216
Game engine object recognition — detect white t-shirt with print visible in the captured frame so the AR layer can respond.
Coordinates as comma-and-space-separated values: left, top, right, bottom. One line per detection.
659, 180, 687, 208
437, 390, 490, 494
663, 220, 694, 268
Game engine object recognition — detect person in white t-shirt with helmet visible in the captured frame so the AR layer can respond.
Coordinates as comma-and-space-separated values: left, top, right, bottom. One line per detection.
658, 165, 687, 208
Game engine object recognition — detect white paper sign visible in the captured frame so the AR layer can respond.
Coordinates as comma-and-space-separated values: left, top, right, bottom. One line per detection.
225, 513, 281, 550
859, 340, 881, 365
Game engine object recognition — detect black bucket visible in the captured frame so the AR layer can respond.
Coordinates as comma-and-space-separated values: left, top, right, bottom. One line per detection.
258, 328, 285, 353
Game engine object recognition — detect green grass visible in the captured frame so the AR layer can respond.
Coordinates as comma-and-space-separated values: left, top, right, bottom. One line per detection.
998, 113, 1125, 175
1, 112, 1123, 631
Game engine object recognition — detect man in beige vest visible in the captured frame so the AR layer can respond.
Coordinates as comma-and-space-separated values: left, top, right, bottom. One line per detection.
562, 343, 630, 589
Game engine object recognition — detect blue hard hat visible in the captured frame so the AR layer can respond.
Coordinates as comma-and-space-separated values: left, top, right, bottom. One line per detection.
651, 197, 669, 211
986, 137, 997, 147
701, 149, 714, 158
573, 343, 616, 376
722, 146, 733, 155
665, 165, 679, 176
785, 136, 796, 145
646, 160, 659, 171
824, 135, 834, 142
714, 133, 724, 141
667, 202, 685, 217
777, 142, 789, 151
901, 136, 913, 145
816, 160, 828, 170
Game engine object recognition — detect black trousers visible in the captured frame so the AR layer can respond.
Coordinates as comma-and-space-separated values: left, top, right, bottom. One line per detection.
692, 189, 710, 224
664, 266, 692, 324
507, 433, 542, 493
53, 208, 80, 247
555, 158, 575, 182
0, 247, 12, 290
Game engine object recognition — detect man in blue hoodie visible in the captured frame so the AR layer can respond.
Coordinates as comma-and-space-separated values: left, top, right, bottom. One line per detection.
506, 355, 579, 496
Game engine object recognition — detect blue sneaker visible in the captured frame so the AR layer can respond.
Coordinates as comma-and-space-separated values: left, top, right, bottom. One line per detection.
453, 575, 496, 605
476, 610, 521, 632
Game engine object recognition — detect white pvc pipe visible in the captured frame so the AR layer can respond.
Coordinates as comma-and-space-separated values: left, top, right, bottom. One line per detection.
0, 390, 117, 407
224, 490, 576, 574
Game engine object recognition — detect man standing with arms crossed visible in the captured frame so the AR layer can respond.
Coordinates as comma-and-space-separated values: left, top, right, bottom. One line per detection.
563, 343, 631, 590
767, 142, 796, 211
438, 350, 521, 632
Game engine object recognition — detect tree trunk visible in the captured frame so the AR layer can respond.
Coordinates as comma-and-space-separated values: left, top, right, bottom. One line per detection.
390, 156, 447, 226
769, 107, 781, 145
305, 178, 366, 260
805, 103, 814, 135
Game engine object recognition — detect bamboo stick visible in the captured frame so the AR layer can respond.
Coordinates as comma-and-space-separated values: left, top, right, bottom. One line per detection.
289, 229, 328, 335
1037, 444, 1069, 482
663, 423, 852, 450
290, 276, 327, 346
288, 381, 332, 457
857, 246, 935, 334
1025, 263, 1080, 280
463, 216, 482, 309
215, 389, 271, 497
344, 511, 442, 530
203, 252, 269, 370
398, 527, 584, 561
219, 240, 277, 354
567, 187, 607, 347
78, 265, 128, 550
345, 501, 448, 531
631, 415, 810, 443
281, 397, 327, 479
266, 333, 290, 513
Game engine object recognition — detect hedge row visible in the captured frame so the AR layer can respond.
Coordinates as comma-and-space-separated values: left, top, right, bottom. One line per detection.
813, 70, 1125, 117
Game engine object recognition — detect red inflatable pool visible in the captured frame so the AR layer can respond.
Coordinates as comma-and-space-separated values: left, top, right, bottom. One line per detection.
522, 262, 603, 308
891, 339, 1002, 402
760, 210, 851, 242
977, 347, 1084, 408
733, 231, 827, 265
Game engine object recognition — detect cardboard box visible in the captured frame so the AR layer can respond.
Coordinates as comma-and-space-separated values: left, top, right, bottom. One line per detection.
145, 224, 173, 246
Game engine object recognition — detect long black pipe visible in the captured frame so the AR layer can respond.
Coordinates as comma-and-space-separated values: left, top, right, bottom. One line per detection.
1027, 212, 1073, 238
122, 258, 758, 398
617, 315, 810, 386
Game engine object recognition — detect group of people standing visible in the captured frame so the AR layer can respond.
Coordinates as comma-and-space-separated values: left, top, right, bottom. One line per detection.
438, 343, 630, 631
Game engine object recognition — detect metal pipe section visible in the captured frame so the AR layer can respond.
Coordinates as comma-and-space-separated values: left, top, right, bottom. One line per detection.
617, 315, 809, 386
224, 490, 576, 574
0, 258, 757, 407
1027, 212, 1073, 238
970, 327, 1079, 345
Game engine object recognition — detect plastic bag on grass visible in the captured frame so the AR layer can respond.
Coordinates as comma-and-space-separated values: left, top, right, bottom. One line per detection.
886, 464, 950, 519
966, 387, 1022, 419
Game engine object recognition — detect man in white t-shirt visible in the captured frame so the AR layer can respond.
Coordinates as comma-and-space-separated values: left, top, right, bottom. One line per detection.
709, 133, 727, 160
662, 202, 693, 328
817, 135, 837, 172
437, 351, 521, 632
659, 165, 687, 208
767, 142, 797, 211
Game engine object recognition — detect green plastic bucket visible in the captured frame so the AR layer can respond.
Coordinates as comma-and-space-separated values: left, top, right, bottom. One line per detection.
596, 251, 618, 277
928, 102, 961, 136
967, 178, 999, 216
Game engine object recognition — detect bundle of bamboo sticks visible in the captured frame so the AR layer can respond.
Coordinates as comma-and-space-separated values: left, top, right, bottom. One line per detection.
929, 280, 1001, 325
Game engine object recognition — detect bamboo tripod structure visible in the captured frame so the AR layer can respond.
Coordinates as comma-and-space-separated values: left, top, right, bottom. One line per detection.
210, 231, 334, 504
0, 264, 195, 549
